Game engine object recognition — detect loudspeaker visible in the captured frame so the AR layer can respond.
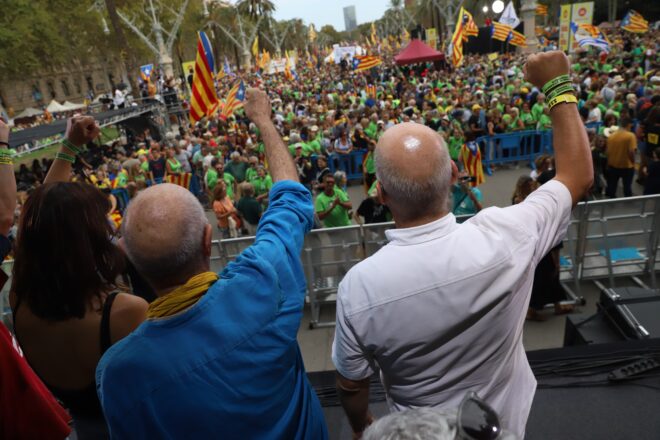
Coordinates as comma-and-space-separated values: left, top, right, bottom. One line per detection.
600, 287, 660, 340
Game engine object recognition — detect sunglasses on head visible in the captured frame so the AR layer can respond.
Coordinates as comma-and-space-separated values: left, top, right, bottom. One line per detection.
456, 392, 502, 440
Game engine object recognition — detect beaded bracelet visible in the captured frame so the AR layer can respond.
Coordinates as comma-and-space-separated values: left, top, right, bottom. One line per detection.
55, 152, 76, 163
62, 138, 82, 155
0, 149, 12, 157
548, 94, 578, 111
542, 75, 571, 95
546, 84, 576, 101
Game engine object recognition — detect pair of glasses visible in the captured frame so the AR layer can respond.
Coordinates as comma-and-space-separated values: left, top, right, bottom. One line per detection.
456, 392, 502, 440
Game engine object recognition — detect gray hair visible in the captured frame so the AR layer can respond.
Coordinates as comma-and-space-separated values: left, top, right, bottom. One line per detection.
230, 151, 241, 159
375, 137, 452, 221
364, 407, 519, 440
122, 184, 209, 287
363, 408, 458, 440
333, 170, 347, 184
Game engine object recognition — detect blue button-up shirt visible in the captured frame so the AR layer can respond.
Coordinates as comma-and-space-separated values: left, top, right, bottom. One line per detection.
97, 181, 328, 439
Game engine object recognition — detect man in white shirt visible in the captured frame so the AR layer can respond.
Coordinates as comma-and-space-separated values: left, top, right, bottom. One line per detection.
113, 88, 125, 109
332, 51, 593, 439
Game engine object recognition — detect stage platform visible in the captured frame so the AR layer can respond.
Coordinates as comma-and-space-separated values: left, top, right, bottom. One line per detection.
309, 338, 660, 440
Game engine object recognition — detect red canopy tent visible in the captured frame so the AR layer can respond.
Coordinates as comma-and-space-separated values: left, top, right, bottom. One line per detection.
394, 39, 445, 65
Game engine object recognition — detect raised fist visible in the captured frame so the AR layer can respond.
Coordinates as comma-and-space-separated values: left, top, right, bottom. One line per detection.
523, 51, 570, 90
65, 115, 100, 147
244, 88, 272, 125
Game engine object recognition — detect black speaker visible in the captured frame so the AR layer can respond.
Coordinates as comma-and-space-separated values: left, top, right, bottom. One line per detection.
600, 287, 660, 340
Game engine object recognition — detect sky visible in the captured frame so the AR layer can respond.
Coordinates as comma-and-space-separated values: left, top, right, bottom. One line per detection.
271, 0, 390, 31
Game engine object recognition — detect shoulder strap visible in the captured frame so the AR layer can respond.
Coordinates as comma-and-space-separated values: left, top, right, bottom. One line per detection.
99, 291, 120, 354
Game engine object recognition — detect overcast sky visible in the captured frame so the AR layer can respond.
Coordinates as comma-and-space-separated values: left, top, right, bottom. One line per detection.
270, 0, 390, 31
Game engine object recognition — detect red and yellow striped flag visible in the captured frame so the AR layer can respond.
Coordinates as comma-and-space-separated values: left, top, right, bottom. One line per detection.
491, 22, 513, 42
621, 10, 648, 33
190, 31, 219, 123
353, 56, 382, 72
220, 81, 246, 120
464, 9, 479, 41
166, 173, 193, 190
535, 4, 548, 16
509, 30, 527, 47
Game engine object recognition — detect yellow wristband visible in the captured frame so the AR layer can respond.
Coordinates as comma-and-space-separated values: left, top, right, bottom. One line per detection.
548, 93, 577, 110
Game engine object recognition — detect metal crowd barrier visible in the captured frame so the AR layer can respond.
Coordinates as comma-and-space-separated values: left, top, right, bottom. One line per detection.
327, 151, 366, 181
475, 130, 553, 175
562, 195, 660, 294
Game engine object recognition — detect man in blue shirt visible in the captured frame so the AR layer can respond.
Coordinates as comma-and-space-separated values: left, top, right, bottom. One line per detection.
97, 89, 328, 439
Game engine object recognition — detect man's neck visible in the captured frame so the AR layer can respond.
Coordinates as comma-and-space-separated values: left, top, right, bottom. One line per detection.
393, 211, 449, 229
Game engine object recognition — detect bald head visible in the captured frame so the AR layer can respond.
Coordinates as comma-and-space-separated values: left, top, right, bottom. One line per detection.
123, 184, 211, 290
375, 123, 453, 223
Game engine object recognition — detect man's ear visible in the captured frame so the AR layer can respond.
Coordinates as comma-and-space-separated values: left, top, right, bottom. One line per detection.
376, 181, 387, 205
203, 224, 213, 259
450, 161, 459, 185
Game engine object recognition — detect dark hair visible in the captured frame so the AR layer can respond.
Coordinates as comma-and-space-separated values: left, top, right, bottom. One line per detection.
619, 116, 633, 128
12, 183, 125, 321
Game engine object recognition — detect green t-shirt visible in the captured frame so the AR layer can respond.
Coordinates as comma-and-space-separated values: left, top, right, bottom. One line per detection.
222, 173, 236, 200
205, 168, 218, 190
521, 111, 535, 129
225, 161, 248, 182
251, 174, 273, 196
537, 114, 552, 130
306, 139, 322, 156
365, 122, 378, 140
167, 158, 182, 174
364, 151, 376, 174
116, 170, 128, 188
236, 196, 262, 226
245, 167, 258, 183
448, 136, 463, 161
531, 103, 544, 122
315, 190, 351, 228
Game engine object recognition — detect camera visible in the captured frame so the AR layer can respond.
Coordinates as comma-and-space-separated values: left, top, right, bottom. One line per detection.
460, 176, 477, 183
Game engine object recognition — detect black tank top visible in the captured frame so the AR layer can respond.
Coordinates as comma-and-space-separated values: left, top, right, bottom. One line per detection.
12, 291, 119, 418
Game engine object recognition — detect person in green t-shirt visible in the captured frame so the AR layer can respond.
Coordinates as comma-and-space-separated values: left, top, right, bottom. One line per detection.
315, 174, 352, 228
207, 159, 236, 200
115, 168, 129, 188
363, 142, 377, 189
536, 106, 552, 130
252, 166, 273, 204
205, 160, 219, 192
520, 102, 535, 130
165, 148, 182, 175
224, 151, 248, 182
245, 156, 259, 182
531, 94, 545, 122
236, 182, 262, 236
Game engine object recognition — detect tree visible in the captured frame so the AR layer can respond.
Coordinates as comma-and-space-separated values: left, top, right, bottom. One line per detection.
320, 25, 342, 45
236, 0, 275, 20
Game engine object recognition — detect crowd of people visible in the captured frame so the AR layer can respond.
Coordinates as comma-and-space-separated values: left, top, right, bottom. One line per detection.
0, 22, 659, 440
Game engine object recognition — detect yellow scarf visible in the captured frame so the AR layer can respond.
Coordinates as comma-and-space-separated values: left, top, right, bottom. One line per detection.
147, 272, 219, 319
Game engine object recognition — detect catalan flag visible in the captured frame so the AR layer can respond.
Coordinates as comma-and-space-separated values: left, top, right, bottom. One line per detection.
464, 9, 479, 41
460, 141, 485, 187
535, 4, 548, 16
353, 55, 382, 72
166, 172, 193, 190
491, 22, 513, 42
621, 10, 648, 34
450, 7, 473, 67
509, 30, 527, 47
190, 31, 219, 123
221, 81, 246, 120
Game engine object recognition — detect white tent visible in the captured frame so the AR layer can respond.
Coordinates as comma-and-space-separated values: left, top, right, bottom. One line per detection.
14, 107, 43, 119
46, 100, 68, 113
62, 101, 86, 111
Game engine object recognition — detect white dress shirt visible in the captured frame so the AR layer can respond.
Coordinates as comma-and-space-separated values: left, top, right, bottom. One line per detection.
332, 180, 573, 438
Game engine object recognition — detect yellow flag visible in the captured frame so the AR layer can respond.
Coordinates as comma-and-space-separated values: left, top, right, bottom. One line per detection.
309, 24, 317, 42
488, 52, 499, 61
251, 36, 259, 58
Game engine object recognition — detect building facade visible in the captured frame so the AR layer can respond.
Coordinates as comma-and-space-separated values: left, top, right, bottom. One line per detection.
0, 62, 125, 115
343, 6, 357, 32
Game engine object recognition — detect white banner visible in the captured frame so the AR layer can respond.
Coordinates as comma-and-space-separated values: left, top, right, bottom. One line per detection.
267, 58, 297, 75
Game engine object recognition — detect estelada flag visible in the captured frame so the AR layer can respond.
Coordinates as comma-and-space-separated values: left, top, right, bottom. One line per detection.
460, 141, 485, 187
